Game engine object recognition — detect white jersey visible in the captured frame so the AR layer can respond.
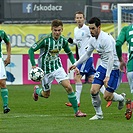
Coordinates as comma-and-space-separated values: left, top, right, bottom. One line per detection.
87, 31, 119, 70
73, 24, 91, 57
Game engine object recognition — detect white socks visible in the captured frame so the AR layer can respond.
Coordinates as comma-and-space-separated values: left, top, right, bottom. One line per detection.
112, 92, 124, 101
100, 86, 105, 94
91, 93, 103, 116
75, 83, 82, 104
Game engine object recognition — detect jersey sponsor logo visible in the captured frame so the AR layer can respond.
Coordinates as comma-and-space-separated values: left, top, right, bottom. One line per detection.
49, 49, 59, 56
23, 3, 33, 13
45, 56, 58, 61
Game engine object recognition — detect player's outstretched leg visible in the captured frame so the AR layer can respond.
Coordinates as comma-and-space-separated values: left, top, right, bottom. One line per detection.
125, 99, 132, 120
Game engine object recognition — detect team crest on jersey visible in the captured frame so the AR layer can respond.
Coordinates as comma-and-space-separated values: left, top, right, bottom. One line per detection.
49, 49, 59, 56
2, 74, 6, 78
82, 32, 84, 36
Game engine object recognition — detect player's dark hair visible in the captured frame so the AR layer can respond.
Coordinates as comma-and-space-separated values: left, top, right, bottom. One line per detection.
88, 17, 101, 27
75, 11, 85, 18
51, 19, 63, 27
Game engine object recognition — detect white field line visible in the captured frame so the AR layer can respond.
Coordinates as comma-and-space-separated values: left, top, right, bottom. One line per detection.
0, 112, 120, 118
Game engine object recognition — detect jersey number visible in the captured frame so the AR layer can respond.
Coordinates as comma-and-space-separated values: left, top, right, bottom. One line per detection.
94, 72, 100, 78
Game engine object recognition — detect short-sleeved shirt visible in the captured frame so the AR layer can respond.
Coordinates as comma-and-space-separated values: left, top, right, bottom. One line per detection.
0, 30, 10, 58
74, 24, 91, 57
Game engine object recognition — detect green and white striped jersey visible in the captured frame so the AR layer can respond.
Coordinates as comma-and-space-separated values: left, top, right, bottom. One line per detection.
0, 30, 10, 58
29, 33, 75, 74
116, 24, 133, 72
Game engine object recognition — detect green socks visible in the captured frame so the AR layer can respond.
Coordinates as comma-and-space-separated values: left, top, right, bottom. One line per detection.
36, 88, 43, 97
68, 92, 78, 113
1, 88, 8, 107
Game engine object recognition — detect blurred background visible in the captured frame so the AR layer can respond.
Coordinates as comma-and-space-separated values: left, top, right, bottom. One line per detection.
0, 0, 132, 24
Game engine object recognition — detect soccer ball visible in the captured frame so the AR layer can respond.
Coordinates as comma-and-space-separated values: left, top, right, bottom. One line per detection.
29, 67, 44, 82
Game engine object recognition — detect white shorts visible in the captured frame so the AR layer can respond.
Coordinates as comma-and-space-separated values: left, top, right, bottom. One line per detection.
42, 67, 69, 91
127, 72, 133, 93
0, 58, 7, 79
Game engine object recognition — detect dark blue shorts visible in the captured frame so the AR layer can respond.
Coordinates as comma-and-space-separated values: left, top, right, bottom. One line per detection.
77, 57, 96, 77
92, 65, 120, 92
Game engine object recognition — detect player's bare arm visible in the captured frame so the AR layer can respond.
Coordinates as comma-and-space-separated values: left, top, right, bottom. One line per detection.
119, 58, 126, 72
4, 42, 11, 66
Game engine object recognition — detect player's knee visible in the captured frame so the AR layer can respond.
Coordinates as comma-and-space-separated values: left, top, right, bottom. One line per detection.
61, 80, 73, 93
63, 83, 73, 94
42, 91, 50, 98
43, 95, 50, 98
0, 79, 6, 88
74, 74, 82, 82
90, 88, 98, 95
66, 85, 73, 93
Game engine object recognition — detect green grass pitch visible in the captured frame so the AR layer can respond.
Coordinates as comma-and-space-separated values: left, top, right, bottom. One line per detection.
0, 83, 133, 133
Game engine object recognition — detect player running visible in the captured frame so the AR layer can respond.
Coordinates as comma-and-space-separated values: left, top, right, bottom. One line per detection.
28, 19, 86, 117
65, 11, 96, 107
69, 17, 126, 120
116, 24, 133, 120
65, 11, 118, 108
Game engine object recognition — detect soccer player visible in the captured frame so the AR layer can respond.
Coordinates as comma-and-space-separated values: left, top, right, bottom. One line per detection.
0, 30, 11, 113
28, 19, 86, 117
65, 11, 96, 107
69, 17, 126, 120
65, 11, 112, 108
116, 24, 133, 120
